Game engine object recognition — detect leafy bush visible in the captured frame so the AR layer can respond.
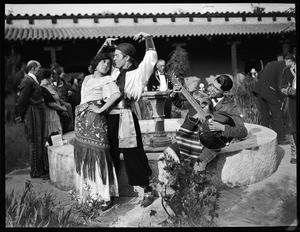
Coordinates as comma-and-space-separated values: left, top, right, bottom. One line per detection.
6, 180, 79, 227
153, 155, 220, 227
166, 45, 191, 82
5, 122, 30, 174
5, 47, 25, 95
232, 74, 261, 124
68, 182, 103, 225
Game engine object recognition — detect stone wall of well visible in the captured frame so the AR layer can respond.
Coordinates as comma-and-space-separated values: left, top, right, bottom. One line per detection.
48, 120, 279, 196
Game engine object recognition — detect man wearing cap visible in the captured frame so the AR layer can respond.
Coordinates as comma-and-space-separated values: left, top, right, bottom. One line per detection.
99, 32, 157, 207
164, 74, 248, 171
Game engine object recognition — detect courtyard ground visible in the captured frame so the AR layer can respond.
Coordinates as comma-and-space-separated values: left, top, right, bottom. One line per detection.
5, 143, 297, 228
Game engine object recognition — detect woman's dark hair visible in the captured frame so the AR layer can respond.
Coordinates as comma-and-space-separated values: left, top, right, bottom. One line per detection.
42, 69, 52, 80
215, 74, 233, 92
89, 53, 112, 74
50, 63, 64, 76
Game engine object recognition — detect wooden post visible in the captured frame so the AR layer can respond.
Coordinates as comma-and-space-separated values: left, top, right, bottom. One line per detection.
229, 41, 241, 82
44, 46, 62, 64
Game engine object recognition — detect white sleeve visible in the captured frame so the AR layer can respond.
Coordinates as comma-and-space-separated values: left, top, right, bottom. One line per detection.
124, 50, 157, 101
80, 75, 89, 104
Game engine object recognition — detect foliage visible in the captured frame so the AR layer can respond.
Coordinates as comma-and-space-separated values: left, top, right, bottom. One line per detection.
166, 45, 191, 83
5, 47, 25, 96
284, 7, 295, 14
68, 181, 103, 225
251, 4, 265, 14
5, 122, 30, 174
232, 74, 261, 124
6, 180, 79, 227
152, 155, 220, 227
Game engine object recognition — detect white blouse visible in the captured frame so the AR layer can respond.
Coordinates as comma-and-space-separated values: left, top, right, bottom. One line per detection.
80, 75, 120, 104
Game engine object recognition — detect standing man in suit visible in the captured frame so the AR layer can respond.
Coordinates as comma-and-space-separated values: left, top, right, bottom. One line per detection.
253, 56, 289, 145
15, 60, 48, 179
147, 59, 173, 91
147, 59, 173, 118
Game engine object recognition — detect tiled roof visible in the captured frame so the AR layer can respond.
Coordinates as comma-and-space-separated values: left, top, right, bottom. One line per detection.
5, 23, 295, 41
5, 12, 295, 41
5, 11, 295, 18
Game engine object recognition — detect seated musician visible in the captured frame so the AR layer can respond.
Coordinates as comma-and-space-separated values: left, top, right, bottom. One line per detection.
166, 74, 248, 171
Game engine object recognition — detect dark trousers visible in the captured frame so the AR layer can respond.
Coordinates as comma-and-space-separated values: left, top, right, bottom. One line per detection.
258, 96, 286, 142
107, 112, 152, 186
24, 106, 46, 177
288, 98, 297, 150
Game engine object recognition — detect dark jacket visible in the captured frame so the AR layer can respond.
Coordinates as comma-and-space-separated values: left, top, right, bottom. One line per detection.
253, 60, 286, 104
147, 70, 173, 91
280, 66, 296, 100
16, 74, 44, 120
171, 93, 248, 140
280, 66, 296, 134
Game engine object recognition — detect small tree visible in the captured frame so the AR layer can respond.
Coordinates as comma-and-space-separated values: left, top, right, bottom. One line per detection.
166, 45, 191, 83
251, 4, 265, 14
5, 47, 25, 96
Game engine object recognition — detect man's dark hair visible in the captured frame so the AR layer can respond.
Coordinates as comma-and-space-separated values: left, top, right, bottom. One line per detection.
216, 74, 233, 92
89, 52, 112, 74
42, 69, 52, 80
285, 53, 296, 62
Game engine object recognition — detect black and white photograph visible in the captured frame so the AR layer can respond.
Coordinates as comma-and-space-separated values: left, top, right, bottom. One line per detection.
4, 2, 297, 228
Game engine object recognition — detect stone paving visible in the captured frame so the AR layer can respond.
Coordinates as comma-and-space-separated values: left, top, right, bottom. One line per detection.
5, 143, 297, 228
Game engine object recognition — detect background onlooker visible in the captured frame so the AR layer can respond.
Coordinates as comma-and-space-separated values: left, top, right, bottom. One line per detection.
280, 53, 297, 164
252, 56, 289, 145
15, 60, 47, 178
51, 63, 74, 133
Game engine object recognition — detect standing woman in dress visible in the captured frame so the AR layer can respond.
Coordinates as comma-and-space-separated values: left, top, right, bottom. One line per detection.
40, 69, 66, 137
51, 64, 74, 133
73, 52, 121, 210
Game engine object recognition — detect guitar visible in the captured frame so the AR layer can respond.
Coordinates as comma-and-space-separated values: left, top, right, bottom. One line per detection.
171, 75, 235, 150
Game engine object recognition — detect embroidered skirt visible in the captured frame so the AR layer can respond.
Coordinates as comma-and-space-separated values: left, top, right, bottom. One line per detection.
74, 100, 119, 202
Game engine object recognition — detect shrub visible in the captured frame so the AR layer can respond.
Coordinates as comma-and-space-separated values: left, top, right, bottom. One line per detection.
5, 47, 25, 94
166, 45, 191, 82
5, 122, 30, 174
153, 155, 220, 227
232, 74, 261, 124
6, 180, 80, 227
68, 182, 103, 225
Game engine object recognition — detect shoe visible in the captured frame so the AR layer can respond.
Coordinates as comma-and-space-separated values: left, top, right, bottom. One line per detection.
30, 174, 42, 179
101, 200, 113, 211
278, 140, 290, 145
41, 174, 50, 180
141, 192, 155, 208
290, 158, 296, 164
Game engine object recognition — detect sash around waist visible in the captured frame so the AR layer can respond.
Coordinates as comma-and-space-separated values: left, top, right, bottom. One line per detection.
116, 100, 132, 109
110, 100, 132, 114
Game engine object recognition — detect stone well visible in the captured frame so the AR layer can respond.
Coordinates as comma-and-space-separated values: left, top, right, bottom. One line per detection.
48, 119, 280, 196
